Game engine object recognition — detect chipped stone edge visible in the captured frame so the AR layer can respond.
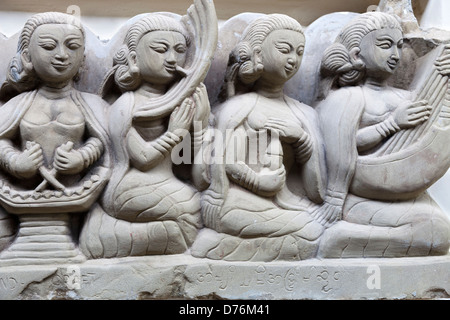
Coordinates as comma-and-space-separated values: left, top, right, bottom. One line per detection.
0, 253, 448, 300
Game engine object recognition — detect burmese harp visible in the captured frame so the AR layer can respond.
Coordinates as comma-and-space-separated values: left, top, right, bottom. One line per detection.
351, 45, 450, 200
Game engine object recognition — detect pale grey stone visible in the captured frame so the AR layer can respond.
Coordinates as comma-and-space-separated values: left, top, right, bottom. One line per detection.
0, 254, 448, 299
0, 0, 447, 301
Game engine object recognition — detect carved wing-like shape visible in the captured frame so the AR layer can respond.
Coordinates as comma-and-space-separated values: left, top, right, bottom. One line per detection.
133, 0, 218, 119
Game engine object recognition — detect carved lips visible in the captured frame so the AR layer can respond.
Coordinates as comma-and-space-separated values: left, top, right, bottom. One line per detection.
386, 59, 398, 71
51, 61, 71, 72
284, 64, 296, 74
164, 62, 177, 73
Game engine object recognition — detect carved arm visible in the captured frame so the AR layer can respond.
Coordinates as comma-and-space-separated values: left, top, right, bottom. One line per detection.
126, 127, 181, 171
0, 139, 43, 179
356, 116, 400, 153
224, 127, 286, 197
78, 137, 104, 169
292, 130, 313, 164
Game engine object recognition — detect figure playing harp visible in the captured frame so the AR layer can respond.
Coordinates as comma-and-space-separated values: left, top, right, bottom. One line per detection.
80, 0, 218, 258
316, 12, 450, 258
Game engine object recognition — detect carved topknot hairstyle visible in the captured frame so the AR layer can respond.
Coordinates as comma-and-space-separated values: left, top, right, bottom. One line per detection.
321, 11, 402, 88
0, 12, 85, 100
222, 14, 304, 99
113, 14, 191, 92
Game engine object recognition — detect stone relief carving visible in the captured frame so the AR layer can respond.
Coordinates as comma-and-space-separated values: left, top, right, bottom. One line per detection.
79, 0, 218, 258
191, 14, 328, 261
0, 0, 447, 279
315, 12, 450, 257
192, 10, 450, 261
0, 12, 111, 266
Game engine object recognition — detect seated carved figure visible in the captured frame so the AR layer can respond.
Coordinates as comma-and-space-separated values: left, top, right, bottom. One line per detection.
0, 12, 110, 265
191, 14, 327, 261
316, 12, 450, 257
80, 1, 217, 258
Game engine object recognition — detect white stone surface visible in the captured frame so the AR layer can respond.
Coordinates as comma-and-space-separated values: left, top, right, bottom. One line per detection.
0, 253, 448, 299
0, 11, 129, 40
420, 0, 450, 32
0, 0, 448, 301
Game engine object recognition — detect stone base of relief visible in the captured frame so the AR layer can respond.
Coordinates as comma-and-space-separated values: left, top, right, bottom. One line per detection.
0, 253, 448, 300
0, 0, 449, 301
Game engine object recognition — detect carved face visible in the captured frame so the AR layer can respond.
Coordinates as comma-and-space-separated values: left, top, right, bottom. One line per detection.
28, 23, 85, 86
358, 28, 403, 78
259, 29, 305, 85
134, 30, 187, 86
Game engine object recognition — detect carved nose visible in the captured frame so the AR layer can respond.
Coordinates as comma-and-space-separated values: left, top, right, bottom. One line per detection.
391, 47, 400, 61
166, 50, 177, 64
287, 57, 296, 67
55, 47, 69, 60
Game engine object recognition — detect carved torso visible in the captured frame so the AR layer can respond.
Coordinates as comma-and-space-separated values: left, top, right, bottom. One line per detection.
130, 90, 174, 173
20, 91, 85, 166
245, 95, 302, 171
246, 95, 301, 132
359, 86, 411, 129
133, 118, 167, 142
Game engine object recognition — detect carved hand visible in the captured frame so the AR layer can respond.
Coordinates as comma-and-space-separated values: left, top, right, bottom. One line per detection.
168, 97, 195, 139
192, 83, 211, 128
11, 141, 43, 178
256, 166, 286, 197
53, 141, 84, 175
392, 99, 431, 129
435, 44, 450, 77
263, 117, 306, 143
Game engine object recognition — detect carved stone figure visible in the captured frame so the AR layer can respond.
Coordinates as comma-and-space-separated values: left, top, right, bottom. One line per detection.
79, 0, 218, 258
0, 0, 447, 301
315, 12, 450, 257
191, 14, 327, 261
0, 12, 111, 265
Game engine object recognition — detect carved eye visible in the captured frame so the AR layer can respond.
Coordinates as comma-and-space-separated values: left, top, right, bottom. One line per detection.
297, 47, 304, 56
276, 43, 291, 54
67, 42, 82, 50
175, 45, 187, 54
40, 42, 56, 51
150, 45, 168, 53
377, 41, 392, 49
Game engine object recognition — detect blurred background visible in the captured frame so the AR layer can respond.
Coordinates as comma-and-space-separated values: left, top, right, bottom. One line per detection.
0, 0, 434, 39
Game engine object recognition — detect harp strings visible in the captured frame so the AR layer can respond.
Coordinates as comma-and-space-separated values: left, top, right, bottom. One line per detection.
374, 47, 449, 156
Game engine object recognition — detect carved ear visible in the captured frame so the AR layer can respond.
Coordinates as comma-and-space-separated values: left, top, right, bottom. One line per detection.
128, 51, 139, 74
349, 47, 360, 61
253, 45, 264, 73
20, 49, 33, 72
349, 47, 364, 70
